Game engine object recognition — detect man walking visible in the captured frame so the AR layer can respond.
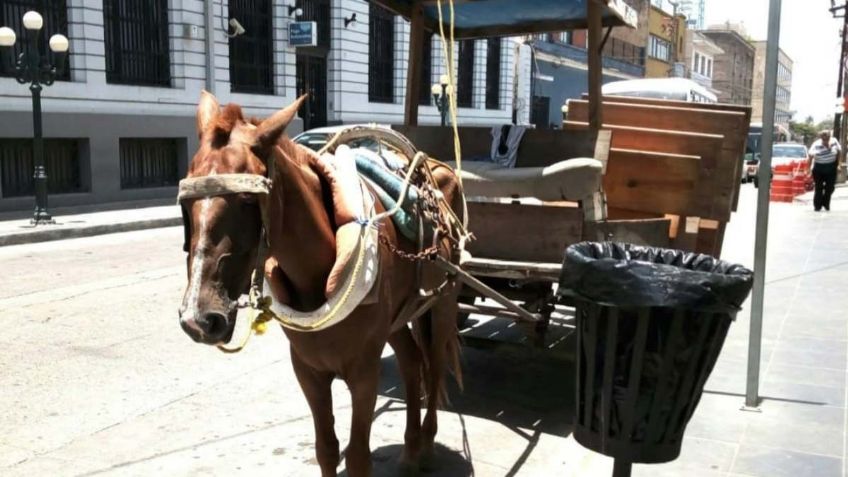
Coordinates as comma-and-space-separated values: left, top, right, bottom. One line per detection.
808, 130, 841, 211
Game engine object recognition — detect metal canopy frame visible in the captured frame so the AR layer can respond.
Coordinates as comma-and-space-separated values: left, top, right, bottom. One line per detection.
369, 0, 637, 127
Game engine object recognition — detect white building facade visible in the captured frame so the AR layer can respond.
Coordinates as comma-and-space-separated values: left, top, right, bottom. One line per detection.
684, 31, 723, 94
0, 0, 525, 211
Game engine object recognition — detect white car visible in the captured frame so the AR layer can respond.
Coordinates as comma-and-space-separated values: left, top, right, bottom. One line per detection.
748, 143, 808, 188
292, 124, 391, 152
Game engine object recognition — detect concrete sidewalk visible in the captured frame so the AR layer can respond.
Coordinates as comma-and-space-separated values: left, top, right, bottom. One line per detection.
0, 199, 181, 247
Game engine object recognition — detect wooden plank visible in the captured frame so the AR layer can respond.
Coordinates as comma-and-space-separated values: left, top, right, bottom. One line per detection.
603, 148, 700, 216
466, 201, 582, 263
578, 93, 752, 215
583, 218, 671, 248
403, 5, 425, 126
565, 121, 729, 220
569, 100, 749, 219
564, 121, 724, 167
673, 216, 701, 253
460, 256, 561, 281
393, 125, 601, 168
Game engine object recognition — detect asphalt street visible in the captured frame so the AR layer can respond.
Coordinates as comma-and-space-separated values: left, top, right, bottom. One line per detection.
2, 184, 847, 476
0, 227, 584, 476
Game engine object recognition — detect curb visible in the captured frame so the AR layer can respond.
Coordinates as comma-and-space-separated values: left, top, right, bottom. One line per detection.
0, 217, 182, 247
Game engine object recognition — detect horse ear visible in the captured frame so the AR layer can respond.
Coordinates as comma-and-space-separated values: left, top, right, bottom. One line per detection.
254, 95, 308, 151
197, 90, 220, 136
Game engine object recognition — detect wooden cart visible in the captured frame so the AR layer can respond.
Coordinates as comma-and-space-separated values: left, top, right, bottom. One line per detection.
371, 0, 750, 344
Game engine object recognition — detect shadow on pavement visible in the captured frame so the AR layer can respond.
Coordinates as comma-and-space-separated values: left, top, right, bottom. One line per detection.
371, 328, 578, 475
339, 443, 474, 477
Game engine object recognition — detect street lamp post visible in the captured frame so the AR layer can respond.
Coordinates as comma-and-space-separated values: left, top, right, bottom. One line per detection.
0, 11, 69, 225
431, 74, 452, 127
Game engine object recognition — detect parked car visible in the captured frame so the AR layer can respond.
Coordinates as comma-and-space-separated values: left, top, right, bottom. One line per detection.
292, 124, 390, 152
742, 151, 760, 185
748, 142, 808, 188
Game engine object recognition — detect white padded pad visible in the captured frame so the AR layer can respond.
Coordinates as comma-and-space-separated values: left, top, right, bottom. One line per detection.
448, 158, 603, 201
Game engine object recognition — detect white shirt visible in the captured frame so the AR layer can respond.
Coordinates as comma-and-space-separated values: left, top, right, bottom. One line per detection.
809, 138, 841, 165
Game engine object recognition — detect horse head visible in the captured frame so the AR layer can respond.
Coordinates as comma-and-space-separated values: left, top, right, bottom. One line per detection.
178, 91, 305, 345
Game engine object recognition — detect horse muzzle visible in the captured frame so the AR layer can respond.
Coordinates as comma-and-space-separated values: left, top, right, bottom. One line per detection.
179, 309, 236, 345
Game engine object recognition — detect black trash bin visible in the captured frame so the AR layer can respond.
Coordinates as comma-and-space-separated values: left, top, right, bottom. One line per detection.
557, 242, 753, 473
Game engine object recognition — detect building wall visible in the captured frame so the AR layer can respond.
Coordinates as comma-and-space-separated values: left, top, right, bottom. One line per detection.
751, 41, 793, 127
0, 0, 522, 211
682, 30, 722, 91
603, 0, 649, 75
646, 5, 686, 78
701, 30, 755, 106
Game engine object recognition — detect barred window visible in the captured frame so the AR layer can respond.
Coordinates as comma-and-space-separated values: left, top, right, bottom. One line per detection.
0, 0, 70, 80
0, 139, 85, 197
297, 0, 331, 49
104, 0, 170, 86
368, 4, 394, 103
419, 33, 433, 105
120, 138, 179, 189
456, 40, 474, 108
229, 0, 273, 94
485, 38, 501, 110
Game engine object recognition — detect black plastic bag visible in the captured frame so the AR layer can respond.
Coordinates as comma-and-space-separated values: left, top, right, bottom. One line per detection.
558, 242, 753, 313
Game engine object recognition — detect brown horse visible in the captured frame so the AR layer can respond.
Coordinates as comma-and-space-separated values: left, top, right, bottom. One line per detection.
178, 92, 463, 476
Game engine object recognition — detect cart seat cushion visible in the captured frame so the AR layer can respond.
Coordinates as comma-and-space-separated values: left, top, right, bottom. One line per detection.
448, 158, 603, 201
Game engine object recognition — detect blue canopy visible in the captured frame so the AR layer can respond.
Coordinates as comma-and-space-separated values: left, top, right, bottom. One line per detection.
375, 0, 637, 39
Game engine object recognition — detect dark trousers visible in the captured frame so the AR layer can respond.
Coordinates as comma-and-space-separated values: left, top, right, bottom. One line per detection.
812, 162, 838, 211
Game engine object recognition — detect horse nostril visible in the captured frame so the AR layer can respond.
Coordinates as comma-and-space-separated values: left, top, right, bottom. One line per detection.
200, 312, 227, 338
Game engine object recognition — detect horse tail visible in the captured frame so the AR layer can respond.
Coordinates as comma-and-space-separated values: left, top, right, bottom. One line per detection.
413, 289, 463, 408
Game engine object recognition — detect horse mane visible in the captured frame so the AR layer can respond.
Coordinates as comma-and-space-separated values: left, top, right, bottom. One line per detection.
210, 103, 260, 146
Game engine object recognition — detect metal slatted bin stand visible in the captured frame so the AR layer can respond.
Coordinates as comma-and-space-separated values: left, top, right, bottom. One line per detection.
557, 243, 754, 477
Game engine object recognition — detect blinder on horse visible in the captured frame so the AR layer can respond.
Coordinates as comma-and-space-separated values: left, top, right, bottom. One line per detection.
176, 173, 274, 253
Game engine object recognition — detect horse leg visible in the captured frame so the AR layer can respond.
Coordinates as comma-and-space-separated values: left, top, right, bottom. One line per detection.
421, 282, 462, 462
343, 358, 381, 477
291, 350, 339, 477
389, 326, 424, 470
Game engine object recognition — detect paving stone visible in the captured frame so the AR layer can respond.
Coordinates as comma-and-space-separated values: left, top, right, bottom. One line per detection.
732, 445, 843, 477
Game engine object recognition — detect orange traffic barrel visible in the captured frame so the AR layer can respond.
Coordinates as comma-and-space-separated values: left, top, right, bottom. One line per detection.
770, 173, 795, 202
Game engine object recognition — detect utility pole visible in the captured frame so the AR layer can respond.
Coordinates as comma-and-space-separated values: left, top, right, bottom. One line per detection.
832, 1, 847, 138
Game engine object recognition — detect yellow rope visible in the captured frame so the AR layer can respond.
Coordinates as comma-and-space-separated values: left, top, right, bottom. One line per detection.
436, 0, 462, 184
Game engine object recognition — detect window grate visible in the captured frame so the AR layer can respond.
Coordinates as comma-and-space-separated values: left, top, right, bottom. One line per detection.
296, 0, 331, 49
0, 138, 83, 198
119, 138, 179, 189
229, 0, 273, 94
456, 40, 474, 108
418, 33, 433, 105
368, 4, 394, 104
104, 0, 170, 87
485, 38, 501, 110
0, 0, 70, 80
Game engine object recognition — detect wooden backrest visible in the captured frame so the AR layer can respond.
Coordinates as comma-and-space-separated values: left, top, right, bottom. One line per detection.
576, 95, 752, 211
567, 99, 750, 222
392, 125, 611, 170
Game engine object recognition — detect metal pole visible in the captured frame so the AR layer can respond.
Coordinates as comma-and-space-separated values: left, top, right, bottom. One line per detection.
440, 85, 447, 127
834, 11, 847, 133
30, 84, 52, 224
204, 0, 216, 94
746, 0, 783, 409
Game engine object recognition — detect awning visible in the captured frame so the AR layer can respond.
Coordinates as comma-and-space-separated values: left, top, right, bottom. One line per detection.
372, 0, 638, 39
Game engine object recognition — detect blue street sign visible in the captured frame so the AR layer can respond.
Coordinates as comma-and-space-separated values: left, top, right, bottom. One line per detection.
289, 21, 317, 47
